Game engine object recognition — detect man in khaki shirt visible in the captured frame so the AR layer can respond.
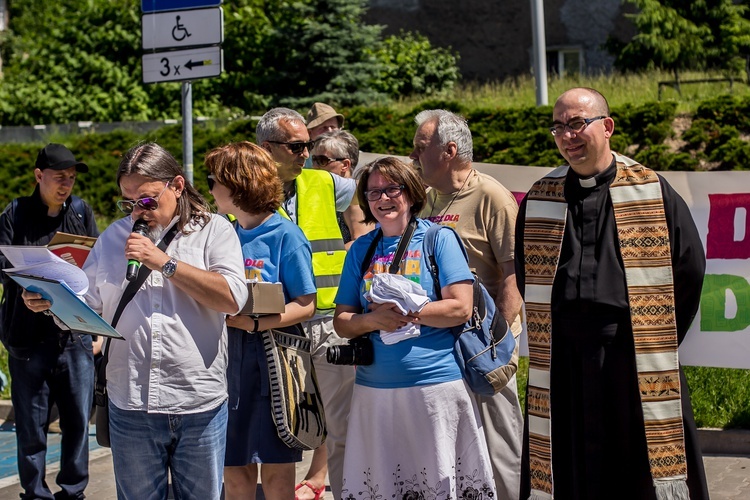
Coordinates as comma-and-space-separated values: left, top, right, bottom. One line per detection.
411, 109, 524, 500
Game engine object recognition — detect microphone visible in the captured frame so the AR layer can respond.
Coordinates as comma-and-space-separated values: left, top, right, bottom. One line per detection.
126, 219, 149, 281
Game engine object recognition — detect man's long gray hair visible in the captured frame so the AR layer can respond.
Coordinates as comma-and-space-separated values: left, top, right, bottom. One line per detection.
256, 107, 306, 145
414, 109, 473, 163
117, 142, 211, 234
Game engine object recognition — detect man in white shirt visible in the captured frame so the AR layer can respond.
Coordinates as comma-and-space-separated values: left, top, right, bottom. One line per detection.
80, 143, 247, 499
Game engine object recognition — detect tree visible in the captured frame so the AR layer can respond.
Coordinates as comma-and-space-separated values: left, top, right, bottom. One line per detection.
211, 0, 387, 109
614, 0, 750, 82
0, 0, 462, 125
367, 31, 460, 98
709, 1, 750, 80
616, 0, 711, 81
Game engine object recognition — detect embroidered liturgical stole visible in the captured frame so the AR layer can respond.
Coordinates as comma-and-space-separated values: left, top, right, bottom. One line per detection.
523, 153, 688, 500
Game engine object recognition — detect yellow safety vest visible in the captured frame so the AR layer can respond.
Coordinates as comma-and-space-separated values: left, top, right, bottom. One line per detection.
279, 169, 346, 312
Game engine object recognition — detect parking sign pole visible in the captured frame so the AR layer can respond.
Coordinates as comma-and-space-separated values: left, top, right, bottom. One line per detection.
182, 81, 193, 184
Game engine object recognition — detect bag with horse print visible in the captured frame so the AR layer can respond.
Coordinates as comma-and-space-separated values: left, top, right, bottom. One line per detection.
261, 325, 327, 450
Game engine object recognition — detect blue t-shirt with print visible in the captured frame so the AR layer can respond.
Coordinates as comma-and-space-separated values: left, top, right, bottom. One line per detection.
335, 219, 473, 389
235, 212, 316, 301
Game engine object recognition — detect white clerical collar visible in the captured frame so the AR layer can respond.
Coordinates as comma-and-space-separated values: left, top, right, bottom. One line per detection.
579, 176, 597, 188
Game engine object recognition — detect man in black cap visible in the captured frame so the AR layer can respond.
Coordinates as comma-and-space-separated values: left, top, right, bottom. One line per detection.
0, 143, 99, 500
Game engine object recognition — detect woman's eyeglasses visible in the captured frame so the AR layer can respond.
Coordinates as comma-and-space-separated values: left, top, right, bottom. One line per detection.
207, 175, 216, 191
364, 185, 405, 202
116, 182, 171, 214
267, 140, 314, 155
312, 155, 346, 167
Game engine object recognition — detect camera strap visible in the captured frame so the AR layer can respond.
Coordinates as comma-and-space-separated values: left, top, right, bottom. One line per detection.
360, 218, 418, 278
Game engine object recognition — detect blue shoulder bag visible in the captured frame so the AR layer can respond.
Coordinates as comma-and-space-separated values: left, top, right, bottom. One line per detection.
423, 224, 516, 396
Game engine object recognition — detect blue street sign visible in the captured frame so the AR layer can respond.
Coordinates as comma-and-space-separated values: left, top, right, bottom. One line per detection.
142, 0, 221, 13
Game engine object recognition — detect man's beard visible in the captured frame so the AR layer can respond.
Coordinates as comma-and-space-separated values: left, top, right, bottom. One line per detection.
148, 224, 165, 243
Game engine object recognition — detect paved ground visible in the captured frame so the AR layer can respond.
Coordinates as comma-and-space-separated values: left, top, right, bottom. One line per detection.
0, 415, 748, 499
0, 419, 326, 500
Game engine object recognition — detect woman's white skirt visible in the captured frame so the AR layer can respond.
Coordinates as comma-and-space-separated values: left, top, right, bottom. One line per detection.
340, 379, 496, 499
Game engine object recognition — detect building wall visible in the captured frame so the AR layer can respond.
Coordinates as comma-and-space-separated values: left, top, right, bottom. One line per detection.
366, 0, 636, 81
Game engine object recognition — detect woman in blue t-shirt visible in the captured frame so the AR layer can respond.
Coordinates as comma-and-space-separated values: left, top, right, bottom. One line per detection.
205, 142, 317, 500
333, 157, 496, 499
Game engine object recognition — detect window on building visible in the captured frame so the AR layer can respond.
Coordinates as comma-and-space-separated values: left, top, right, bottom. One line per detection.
546, 47, 583, 77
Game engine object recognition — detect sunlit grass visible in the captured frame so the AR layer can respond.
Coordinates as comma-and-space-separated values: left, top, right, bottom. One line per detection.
392, 70, 749, 114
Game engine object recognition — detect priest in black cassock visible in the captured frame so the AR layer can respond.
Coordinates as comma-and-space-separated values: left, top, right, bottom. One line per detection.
515, 87, 709, 500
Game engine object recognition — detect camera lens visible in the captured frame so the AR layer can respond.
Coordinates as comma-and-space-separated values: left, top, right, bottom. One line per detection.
326, 344, 355, 365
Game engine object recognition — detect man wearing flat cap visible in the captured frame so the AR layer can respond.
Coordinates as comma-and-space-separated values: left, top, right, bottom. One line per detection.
0, 143, 99, 500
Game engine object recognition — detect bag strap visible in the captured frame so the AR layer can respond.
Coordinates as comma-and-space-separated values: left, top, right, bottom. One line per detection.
424, 223, 488, 333
424, 223, 468, 300
99, 222, 181, 374
360, 229, 382, 277
422, 224, 452, 300
359, 218, 418, 278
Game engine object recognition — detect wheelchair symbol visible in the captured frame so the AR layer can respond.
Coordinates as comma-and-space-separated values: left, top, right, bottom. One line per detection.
172, 16, 192, 42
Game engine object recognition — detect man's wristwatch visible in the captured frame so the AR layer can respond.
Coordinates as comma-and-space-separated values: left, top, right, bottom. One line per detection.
162, 258, 178, 279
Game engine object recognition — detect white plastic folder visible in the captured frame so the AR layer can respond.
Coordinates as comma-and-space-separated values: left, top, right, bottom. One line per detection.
5, 272, 123, 339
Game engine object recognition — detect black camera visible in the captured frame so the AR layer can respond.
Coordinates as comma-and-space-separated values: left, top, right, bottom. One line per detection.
326, 336, 374, 366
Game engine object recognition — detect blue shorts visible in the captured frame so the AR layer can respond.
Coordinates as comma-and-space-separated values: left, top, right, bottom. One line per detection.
225, 330, 302, 465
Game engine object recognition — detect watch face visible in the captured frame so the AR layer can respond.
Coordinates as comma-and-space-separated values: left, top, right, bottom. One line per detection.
163, 259, 177, 278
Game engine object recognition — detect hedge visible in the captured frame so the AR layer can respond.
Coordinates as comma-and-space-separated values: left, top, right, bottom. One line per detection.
2, 96, 750, 218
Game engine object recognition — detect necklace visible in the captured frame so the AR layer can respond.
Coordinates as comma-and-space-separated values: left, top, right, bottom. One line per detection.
428, 169, 473, 219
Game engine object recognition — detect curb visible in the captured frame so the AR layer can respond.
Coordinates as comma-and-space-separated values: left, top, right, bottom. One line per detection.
698, 428, 750, 455
2, 399, 750, 456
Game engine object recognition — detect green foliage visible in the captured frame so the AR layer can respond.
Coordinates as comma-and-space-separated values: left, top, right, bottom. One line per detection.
617, 0, 711, 77
615, 0, 750, 79
712, 1, 750, 78
366, 31, 461, 98
347, 101, 679, 170
0, 0, 156, 124
0, 0, 461, 125
684, 366, 750, 428
681, 95, 750, 169
276, 0, 386, 107
6, 93, 750, 214
515, 361, 750, 430
213, 0, 387, 109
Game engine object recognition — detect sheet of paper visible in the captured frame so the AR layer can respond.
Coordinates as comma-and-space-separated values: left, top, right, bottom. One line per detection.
0, 246, 89, 294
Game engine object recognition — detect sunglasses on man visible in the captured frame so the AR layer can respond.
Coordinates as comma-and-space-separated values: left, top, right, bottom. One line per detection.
116, 181, 171, 214
267, 140, 314, 155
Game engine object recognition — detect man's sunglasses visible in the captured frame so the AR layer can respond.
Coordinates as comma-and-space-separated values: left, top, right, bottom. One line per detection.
267, 140, 314, 155
116, 181, 171, 214
312, 155, 346, 167
207, 174, 216, 191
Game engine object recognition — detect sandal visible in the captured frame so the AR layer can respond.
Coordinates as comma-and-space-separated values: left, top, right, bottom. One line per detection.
295, 480, 325, 500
